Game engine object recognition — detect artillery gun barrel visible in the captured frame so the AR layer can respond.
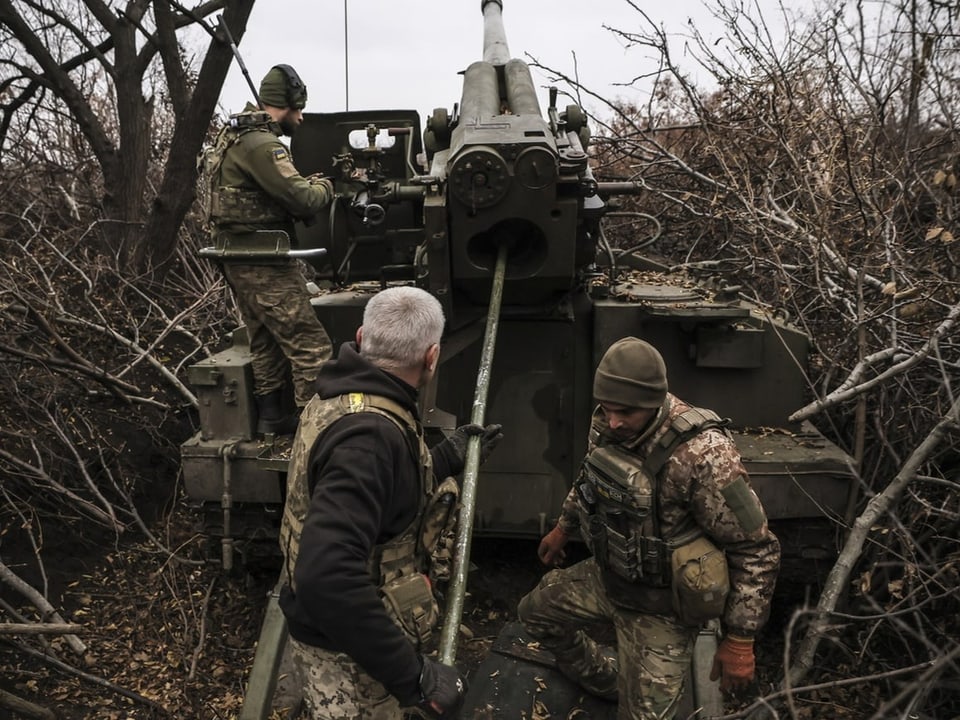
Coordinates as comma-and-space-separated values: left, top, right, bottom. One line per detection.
438, 242, 509, 666
481, 0, 509, 64
460, 0, 542, 119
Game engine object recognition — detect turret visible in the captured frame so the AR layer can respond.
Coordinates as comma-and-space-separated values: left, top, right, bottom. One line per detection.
423, 0, 598, 309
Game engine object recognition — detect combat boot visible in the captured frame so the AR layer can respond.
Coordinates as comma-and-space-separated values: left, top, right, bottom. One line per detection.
551, 632, 619, 702
255, 389, 299, 436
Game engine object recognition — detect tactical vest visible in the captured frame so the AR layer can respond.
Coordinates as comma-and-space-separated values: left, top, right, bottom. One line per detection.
279, 392, 457, 645
196, 111, 289, 228
576, 406, 729, 589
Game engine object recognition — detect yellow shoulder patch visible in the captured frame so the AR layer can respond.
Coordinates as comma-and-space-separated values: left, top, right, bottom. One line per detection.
271, 146, 299, 178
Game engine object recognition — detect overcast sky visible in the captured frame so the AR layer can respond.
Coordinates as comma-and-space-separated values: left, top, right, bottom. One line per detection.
216, 0, 790, 125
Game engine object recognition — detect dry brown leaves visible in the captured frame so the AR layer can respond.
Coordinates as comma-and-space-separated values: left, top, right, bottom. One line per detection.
2, 535, 268, 719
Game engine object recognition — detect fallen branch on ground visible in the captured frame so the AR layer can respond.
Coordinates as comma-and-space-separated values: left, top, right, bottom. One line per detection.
0, 623, 85, 635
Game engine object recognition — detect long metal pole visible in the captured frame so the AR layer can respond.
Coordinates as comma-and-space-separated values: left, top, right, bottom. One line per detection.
438, 242, 509, 665
216, 15, 261, 109
343, 0, 349, 110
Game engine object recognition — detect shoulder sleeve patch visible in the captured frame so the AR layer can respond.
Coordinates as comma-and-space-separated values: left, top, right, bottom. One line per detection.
270, 145, 300, 178
720, 475, 765, 533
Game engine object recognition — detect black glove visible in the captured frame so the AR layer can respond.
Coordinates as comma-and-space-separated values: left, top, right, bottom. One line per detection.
418, 655, 467, 718
448, 423, 504, 465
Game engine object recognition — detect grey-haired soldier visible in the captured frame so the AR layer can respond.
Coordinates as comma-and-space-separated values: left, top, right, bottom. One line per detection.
278, 286, 502, 719
518, 337, 780, 719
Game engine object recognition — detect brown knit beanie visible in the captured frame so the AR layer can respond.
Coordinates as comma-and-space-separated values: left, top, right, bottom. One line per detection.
593, 337, 668, 408
259, 65, 307, 109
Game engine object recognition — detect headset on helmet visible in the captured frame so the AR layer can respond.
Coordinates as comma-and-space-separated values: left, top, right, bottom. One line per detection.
271, 64, 306, 108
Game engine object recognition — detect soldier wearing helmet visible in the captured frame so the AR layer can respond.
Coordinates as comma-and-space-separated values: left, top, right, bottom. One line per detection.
518, 337, 780, 718
202, 64, 335, 434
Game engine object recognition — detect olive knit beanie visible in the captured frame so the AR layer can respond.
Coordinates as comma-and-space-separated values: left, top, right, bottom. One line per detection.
259, 65, 307, 109
593, 337, 668, 408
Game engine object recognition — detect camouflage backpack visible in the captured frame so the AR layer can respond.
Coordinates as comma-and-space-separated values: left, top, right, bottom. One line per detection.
195, 111, 273, 230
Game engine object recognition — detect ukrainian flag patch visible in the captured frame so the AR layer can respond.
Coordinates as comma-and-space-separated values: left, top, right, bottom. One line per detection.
272, 147, 289, 162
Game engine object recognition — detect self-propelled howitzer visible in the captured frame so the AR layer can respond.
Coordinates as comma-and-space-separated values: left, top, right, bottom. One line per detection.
181, 2, 856, 715
183, 0, 853, 579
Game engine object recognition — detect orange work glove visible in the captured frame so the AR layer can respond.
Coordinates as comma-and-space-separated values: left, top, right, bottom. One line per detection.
709, 634, 755, 692
537, 525, 570, 567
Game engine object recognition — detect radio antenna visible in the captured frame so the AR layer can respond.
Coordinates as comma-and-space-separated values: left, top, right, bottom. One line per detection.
343, 0, 349, 110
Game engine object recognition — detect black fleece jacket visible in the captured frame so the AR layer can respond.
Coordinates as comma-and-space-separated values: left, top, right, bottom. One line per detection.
278, 342, 461, 706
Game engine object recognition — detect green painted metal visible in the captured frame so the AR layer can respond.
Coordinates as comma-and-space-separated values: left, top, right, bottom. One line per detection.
439, 242, 509, 666
239, 583, 288, 720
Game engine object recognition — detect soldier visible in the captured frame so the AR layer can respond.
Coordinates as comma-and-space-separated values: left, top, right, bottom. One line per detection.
204, 64, 334, 434
518, 337, 780, 719
277, 286, 503, 719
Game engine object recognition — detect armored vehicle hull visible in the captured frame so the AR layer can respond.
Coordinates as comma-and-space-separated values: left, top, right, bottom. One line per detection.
183, 270, 853, 579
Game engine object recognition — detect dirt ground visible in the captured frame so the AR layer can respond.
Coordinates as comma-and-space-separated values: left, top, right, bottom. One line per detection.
0, 514, 547, 720
0, 513, 875, 720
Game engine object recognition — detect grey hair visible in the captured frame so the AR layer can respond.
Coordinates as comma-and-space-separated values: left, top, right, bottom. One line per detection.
360, 286, 445, 371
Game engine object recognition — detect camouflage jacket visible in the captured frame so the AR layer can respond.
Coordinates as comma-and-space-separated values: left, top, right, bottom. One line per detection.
558, 393, 781, 637
207, 103, 332, 235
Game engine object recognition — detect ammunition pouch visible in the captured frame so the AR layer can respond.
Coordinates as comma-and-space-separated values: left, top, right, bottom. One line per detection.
670, 534, 730, 626
584, 494, 730, 621
380, 572, 439, 646
587, 512, 673, 588
211, 185, 287, 226
373, 533, 439, 649
578, 445, 671, 588
419, 476, 460, 586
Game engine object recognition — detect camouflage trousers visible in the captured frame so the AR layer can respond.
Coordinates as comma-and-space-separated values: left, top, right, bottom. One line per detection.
289, 638, 408, 720
222, 262, 332, 406
517, 557, 697, 720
